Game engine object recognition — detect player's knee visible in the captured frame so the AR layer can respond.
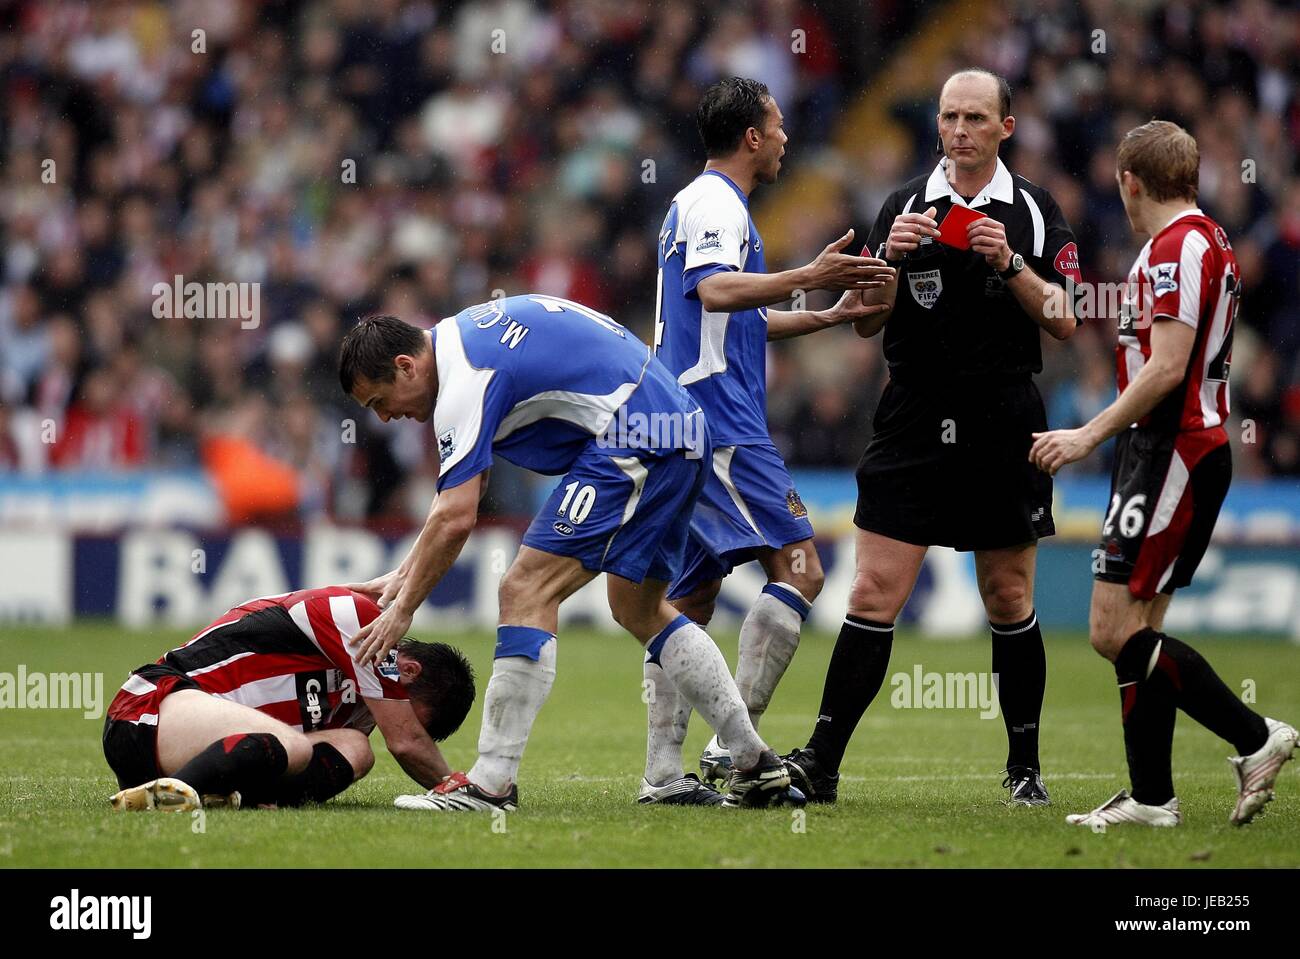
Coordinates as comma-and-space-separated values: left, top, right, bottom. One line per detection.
790, 565, 824, 603
333, 730, 374, 780
678, 598, 716, 626
610, 601, 655, 640
770, 544, 823, 602
848, 566, 901, 620
497, 568, 533, 621
982, 580, 1030, 623
1088, 599, 1125, 661
1089, 628, 1126, 662
349, 742, 375, 780
672, 582, 720, 626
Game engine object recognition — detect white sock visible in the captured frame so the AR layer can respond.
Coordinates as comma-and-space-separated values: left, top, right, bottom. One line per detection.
656, 619, 766, 770
735, 586, 806, 732
468, 639, 556, 794
643, 659, 691, 786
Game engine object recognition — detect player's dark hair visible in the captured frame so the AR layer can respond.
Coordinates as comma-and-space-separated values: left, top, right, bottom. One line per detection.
945, 68, 1012, 120
337, 314, 428, 394
696, 77, 772, 158
396, 639, 476, 741
1117, 120, 1199, 202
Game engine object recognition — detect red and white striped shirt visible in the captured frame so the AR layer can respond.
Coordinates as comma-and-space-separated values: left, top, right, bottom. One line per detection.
1117, 209, 1240, 435
108, 587, 406, 733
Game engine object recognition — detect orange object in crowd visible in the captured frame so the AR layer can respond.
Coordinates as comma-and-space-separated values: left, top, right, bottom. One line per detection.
201, 434, 300, 524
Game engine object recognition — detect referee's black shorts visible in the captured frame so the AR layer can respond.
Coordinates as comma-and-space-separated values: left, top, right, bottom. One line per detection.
853, 373, 1055, 552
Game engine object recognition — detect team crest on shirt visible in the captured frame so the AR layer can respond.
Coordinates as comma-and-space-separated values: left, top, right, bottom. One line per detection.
908, 268, 943, 309
437, 428, 456, 463
1150, 262, 1178, 297
786, 489, 808, 518
696, 229, 724, 253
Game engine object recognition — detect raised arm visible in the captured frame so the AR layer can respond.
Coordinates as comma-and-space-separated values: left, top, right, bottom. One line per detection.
352, 472, 484, 664
765, 284, 895, 341
694, 229, 895, 315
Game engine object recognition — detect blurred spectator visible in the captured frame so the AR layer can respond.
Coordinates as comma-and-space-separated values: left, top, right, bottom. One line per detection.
1, 0, 1297, 530
50, 367, 145, 470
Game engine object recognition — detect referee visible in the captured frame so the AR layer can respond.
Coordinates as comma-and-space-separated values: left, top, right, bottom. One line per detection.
784, 68, 1082, 805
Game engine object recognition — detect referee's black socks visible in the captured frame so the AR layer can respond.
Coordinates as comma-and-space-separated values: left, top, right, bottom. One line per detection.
805, 615, 894, 775
990, 610, 1046, 772
1115, 628, 1268, 804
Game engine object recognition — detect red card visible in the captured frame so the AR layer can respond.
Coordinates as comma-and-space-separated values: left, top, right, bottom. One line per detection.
936, 204, 986, 250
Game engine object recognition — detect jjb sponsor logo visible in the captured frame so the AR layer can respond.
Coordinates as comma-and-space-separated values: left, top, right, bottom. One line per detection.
1150, 262, 1178, 297
695, 228, 724, 253
50, 889, 151, 939
908, 268, 942, 309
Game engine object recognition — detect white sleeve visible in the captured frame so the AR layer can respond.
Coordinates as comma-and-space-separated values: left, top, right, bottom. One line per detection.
681, 185, 748, 272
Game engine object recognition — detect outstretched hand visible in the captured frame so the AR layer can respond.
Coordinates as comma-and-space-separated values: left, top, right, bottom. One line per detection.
806, 229, 897, 291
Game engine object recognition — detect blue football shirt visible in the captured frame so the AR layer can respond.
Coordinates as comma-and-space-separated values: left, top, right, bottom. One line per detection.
654, 170, 770, 446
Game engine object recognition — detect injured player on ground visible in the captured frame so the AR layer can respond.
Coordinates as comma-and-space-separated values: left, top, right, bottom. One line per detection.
102, 585, 475, 811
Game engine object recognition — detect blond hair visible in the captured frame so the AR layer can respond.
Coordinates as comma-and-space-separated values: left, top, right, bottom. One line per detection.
1117, 120, 1199, 202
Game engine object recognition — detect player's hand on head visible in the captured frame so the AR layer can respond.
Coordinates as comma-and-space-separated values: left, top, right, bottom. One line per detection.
884, 206, 939, 260
352, 602, 414, 665
967, 217, 1011, 271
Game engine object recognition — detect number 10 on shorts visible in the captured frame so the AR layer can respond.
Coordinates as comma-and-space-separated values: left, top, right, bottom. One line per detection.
558, 482, 597, 525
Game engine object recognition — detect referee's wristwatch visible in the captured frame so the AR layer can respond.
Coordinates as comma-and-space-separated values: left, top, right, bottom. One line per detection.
998, 252, 1025, 281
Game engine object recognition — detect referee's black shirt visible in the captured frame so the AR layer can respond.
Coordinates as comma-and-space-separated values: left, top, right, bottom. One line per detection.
865, 157, 1081, 381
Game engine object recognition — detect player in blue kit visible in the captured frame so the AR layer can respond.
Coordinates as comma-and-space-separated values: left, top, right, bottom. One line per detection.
645, 77, 896, 797
338, 295, 800, 810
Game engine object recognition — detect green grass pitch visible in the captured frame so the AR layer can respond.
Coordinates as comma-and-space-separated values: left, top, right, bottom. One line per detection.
2, 623, 1297, 868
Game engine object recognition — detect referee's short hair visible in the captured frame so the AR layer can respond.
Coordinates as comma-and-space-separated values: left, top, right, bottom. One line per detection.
696, 77, 772, 158
943, 68, 1012, 119
1117, 120, 1199, 202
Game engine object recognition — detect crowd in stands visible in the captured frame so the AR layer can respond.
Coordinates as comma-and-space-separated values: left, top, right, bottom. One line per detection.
0, 0, 1295, 525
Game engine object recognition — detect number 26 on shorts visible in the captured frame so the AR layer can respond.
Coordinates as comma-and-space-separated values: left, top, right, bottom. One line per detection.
1103, 493, 1146, 539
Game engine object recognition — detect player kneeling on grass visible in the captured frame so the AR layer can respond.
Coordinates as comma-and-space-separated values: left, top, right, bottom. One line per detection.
1030, 121, 1296, 829
103, 586, 475, 812
339, 298, 802, 812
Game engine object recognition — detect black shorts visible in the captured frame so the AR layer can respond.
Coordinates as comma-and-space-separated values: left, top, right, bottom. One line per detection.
1094, 426, 1231, 600
102, 663, 203, 790
853, 375, 1055, 551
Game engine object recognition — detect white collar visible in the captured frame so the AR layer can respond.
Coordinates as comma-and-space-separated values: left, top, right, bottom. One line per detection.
924, 157, 1014, 208
1152, 207, 1203, 236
